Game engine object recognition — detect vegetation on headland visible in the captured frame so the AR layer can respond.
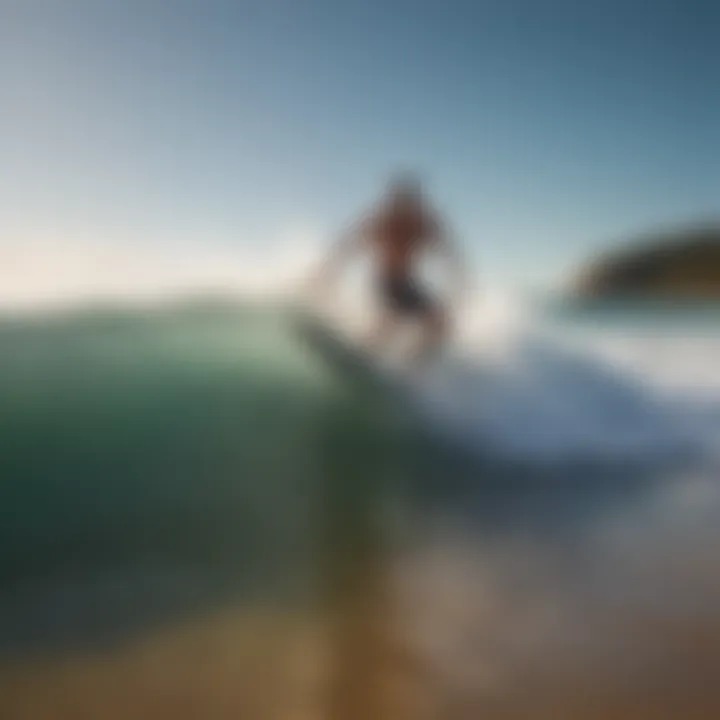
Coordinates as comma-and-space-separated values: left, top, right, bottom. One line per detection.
575, 224, 720, 299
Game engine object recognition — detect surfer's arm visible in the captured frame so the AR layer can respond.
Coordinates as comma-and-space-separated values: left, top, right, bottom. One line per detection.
314, 219, 370, 289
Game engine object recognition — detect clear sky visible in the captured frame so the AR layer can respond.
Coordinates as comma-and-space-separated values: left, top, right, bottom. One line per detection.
1, 0, 718, 294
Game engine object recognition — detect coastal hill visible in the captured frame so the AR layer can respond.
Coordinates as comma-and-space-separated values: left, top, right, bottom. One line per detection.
575, 225, 720, 298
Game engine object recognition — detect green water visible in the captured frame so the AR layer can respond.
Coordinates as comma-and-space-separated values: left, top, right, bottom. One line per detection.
0, 301, 411, 596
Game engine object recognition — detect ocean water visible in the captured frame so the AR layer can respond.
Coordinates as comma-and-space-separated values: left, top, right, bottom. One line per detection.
0, 299, 414, 650
1, 295, 719, 718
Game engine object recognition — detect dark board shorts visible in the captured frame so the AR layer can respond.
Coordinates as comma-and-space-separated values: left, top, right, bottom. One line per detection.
378, 275, 435, 317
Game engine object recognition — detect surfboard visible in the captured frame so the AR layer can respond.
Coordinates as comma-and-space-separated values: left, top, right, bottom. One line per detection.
292, 309, 449, 400
293, 311, 400, 395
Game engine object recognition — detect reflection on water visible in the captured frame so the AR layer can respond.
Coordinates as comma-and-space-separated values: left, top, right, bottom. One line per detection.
0, 301, 719, 719
394, 470, 720, 718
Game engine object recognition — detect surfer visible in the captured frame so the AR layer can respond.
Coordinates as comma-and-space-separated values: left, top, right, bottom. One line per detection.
314, 174, 466, 366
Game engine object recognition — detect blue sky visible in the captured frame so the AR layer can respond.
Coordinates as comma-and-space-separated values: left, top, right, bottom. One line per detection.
1, 0, 718, 289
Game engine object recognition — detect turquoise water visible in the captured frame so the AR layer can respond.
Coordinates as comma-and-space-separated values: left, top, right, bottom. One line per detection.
0, 301, 412, 604
2, 296, 719, 661
4, 296, 716, 595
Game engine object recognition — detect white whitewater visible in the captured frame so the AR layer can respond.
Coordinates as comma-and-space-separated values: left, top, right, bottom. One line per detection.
392, 289, 720, 468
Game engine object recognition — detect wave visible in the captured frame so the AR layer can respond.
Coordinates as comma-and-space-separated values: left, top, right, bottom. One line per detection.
1, 295, 717, 588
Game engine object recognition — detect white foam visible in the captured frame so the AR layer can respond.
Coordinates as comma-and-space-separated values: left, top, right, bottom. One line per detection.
410, 295, 720, 467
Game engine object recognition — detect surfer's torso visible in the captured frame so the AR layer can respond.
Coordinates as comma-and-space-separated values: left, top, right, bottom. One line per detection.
360, 203, 441, 318
366, 205, 439, 280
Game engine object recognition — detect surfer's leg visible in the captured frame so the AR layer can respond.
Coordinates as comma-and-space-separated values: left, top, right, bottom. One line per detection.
365, 309, 398, 352
412, 304, 447, 367
380, 277, 445, 367
367, 275, 406, 353
395, 277, 446, 368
